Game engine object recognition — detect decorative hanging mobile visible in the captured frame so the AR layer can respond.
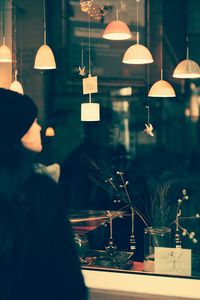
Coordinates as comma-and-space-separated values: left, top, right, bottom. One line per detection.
79, 48, 86, 76
80, 0, 107, 20
143, 67, 154, 136
81, 17, 100, 121
143, 106, 154, 137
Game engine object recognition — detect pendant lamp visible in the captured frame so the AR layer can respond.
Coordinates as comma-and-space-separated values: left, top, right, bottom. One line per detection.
103, 1, 131, 41
148, 69, 176, 97
9, 71, 24, 95
34, 0, 56, 69
173, 37, 200, 78
0, 0, 12, 63
45, 127, 55, 136
148, 22, 175, 98
122, 0, 153, 64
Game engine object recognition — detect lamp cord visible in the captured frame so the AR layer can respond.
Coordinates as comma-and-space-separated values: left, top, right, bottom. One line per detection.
20, 0, 23, 83
136, 0, 139, 43
88, 16, 91, 103
186, 36, 189, 59
88, 16, 91, 76
43, 0, 46, 44
116, 0, 119, 21
2, 0, 5, 43
161, 8, 163, 80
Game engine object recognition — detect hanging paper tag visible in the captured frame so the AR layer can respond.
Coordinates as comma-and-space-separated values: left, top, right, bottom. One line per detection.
83, 76, 98, 95
155, 247, 191, 276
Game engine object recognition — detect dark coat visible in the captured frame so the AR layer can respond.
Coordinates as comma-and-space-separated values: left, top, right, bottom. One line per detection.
0, 172, 88, 300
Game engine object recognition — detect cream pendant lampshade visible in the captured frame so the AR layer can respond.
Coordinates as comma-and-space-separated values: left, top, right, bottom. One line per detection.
45, 127, 55, 136
9, 70, 24, 95
34, 44, 56, 69
34, 0, 56, 70
10, 80, 24, 95
123, 42, 153, 64
0, 37, 12, 63
148, 69, 176, 97
81, 102, 100, 121
122, 0, 153, 64
173, 41, 200, 78
173, 59, 200, 79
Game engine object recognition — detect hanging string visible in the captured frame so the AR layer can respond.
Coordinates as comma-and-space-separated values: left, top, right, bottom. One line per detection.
161, 13, 163, 80
88, 16, 91, 76
81, 48, 84, 68
146, 64, 150, 125
88, 16, 91, 103
43, 0, 46, 44
186, 36, 189, 59
136, 0, 140, 43
2, 0, 5, 43
116, 0, 119, 21
19, 0, 23, 83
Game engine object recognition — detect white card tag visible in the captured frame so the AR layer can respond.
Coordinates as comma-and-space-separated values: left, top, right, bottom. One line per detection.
83, 76, 98, 95
155, 247, 191, 276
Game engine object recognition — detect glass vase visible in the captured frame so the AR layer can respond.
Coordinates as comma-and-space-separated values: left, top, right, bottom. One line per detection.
144, 226, 171, 272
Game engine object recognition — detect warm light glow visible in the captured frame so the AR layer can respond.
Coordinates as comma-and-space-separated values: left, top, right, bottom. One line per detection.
103, 20, 131, 40
173, 59, 200, 78
148, 80, 176, 97
0, 44, 12, 62
122, 44, 154, 64
81, 103, 100, 121
34, 44, 56, 69
9, 80, 24, 95
45, 127, 55, 136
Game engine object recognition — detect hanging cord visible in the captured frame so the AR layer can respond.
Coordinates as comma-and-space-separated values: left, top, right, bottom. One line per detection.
136, 0, 140, 44
2, 0, 5, 43
161, 11, 163, 80
81, 48, 84, 68
186, 35, 189, 59
19, 0, 23, 83
146, 64, 150, 125
116, 0, 119, 21
88, 16, 91, 76
88, 16, 92, 103
43, 0, 46, 44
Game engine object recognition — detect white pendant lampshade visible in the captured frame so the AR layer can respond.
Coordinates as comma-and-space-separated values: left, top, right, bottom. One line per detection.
81, 103, 100, 121
45, 127, 55, 136
148, 69, 176, 97
34, 44, 56, 69
34, 0, 56, 70
123, 43, 153, 64
148, 80, 176, 97
173, 59, 200, 79
103, 20, 131, 41
9, 80, 24, 95
0, 40, 12, 62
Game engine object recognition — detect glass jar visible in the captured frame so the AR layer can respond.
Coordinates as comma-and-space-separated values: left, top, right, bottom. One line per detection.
144, 226, 171, 272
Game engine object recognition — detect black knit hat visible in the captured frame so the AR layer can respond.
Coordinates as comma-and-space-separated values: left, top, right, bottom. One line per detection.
0, 88, 38, 149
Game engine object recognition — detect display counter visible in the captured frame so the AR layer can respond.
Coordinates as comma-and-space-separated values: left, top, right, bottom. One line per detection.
82, 268, 200, 300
